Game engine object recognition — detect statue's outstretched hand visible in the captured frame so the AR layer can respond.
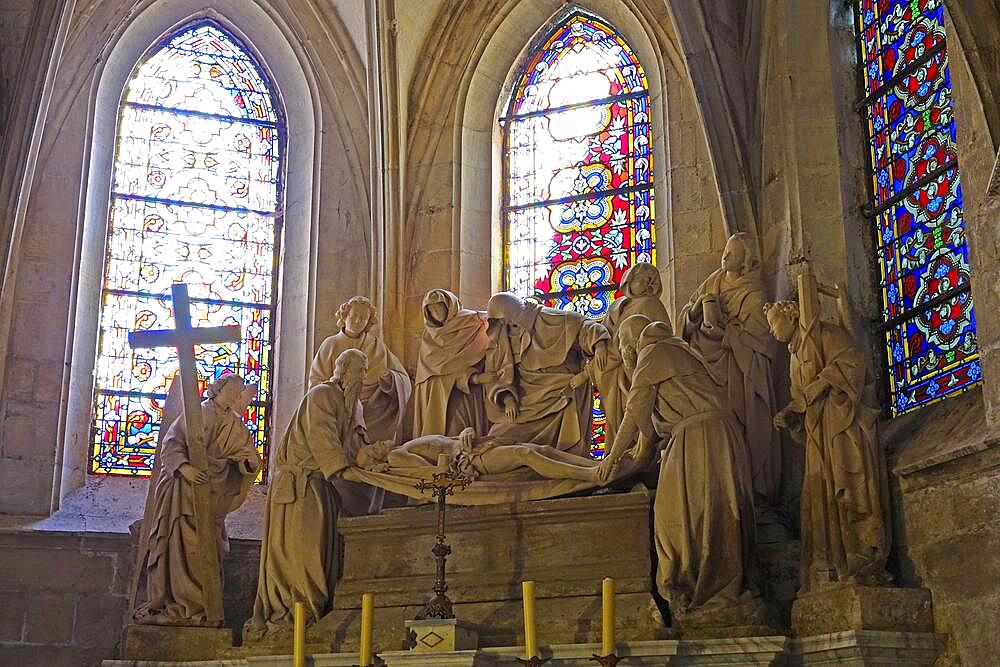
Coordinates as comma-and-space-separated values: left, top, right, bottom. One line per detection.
595, 457, 618, 485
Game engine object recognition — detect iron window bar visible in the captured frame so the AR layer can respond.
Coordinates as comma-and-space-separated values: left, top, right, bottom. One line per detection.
503, 182, 652, 214
874, 282, 971, 333
862, 158, 959, 219
856, 39, 947, 111
499, 90, 648, 124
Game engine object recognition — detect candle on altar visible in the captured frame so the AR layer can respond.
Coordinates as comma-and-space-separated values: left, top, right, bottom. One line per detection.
360, 592, 374, 666
522, 580, 538, 659
601, 577, 615, 656
293, 601, 306, 667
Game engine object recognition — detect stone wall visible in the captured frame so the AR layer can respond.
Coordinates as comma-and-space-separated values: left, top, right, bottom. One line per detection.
0, 529, 260, 667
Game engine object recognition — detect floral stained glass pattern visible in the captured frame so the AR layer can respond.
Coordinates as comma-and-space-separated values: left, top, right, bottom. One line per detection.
501, 12, 654, 456
91, 22, 283, 476
856, 0, 979, 415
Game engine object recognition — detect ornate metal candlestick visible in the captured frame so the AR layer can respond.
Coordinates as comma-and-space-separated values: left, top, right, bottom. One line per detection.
414, 460, 474, 620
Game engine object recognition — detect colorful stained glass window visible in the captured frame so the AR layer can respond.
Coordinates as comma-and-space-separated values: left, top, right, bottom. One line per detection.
500, 11, 654, 456
856, 0, 980, 415
90, 22, 283, 476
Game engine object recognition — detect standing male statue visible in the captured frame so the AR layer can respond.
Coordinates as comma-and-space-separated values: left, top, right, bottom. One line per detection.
483, 292, 611, 457
245, 349, 370, 641
765, 275, 890, 593
132, 373, 261, 627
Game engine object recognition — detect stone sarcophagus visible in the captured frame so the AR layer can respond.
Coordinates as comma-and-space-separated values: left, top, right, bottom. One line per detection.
311, 488, 660, 652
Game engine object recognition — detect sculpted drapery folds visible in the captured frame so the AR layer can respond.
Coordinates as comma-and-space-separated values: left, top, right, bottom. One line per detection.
133, 374, 261, 627
413, 289, 491, 438
601, 263, 671, 448
678, 233, 780, 505
245, 349, 371, 642
766, 297, 891, 594
482, 292, 612, 458
308, 296, 412, 445
602, 316, 759, 624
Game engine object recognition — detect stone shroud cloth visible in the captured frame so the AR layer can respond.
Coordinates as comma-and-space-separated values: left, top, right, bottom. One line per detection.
413, 289, 490, 437
134, 398, 261, 624
245, 380, 377, 640
484, 303, 610, 457
623, 324, 756, 615
343, 466, 597, 505
308, 329, 412, 444
679, 265, 780, 504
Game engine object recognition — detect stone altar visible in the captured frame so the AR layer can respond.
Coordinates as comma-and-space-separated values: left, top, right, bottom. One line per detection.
311, 488, 661, 652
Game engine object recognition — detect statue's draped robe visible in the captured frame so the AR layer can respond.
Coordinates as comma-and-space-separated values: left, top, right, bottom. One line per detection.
679, 268, 780, 503
484, 304, 610, 457
413, 289, 490, 437
623, 325, 755, 616
788, 320, 889, 591
308, 331, 412, 443
135, 400, 260, 624
602, 292, 670, 449
246, 381, 373, 639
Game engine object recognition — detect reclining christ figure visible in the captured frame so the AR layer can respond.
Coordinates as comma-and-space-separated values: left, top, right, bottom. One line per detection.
357, 427, 601, 483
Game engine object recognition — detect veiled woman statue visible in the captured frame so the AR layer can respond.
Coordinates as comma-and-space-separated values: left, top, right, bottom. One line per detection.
413, 289, 491, 437
309, 296, 412, 444
678, 233, 780, 505
600, 263, 670, 447
133, 373, 261, 626
765, 284, 890, 593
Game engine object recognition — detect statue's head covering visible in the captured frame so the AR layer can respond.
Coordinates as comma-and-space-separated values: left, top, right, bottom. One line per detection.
416, 289, 489, 384
726, 232, 763, 276
620, 263, 662, 299
618, 314, 653, 349
422, 289, 460, 328
486, 292, 532, 327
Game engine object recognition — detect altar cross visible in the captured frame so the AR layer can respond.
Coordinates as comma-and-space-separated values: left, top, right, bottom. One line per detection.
128, 282, 241, 623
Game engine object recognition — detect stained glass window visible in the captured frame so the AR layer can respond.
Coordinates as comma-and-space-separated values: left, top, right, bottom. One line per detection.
90, 22, 283, 476
500, 11, 654, 456
855, 0, 980, 416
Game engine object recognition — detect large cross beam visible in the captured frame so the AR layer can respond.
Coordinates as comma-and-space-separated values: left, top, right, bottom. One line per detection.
128, 282, 241, 624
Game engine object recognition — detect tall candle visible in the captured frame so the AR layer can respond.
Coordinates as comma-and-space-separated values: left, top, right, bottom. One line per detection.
601, 577, 615, 656
360, 592, 374, 666
522, 580, 538, 659
293, 601, 306, 667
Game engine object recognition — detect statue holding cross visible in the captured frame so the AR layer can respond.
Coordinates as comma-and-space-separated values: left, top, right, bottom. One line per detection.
129, 282, 263, 627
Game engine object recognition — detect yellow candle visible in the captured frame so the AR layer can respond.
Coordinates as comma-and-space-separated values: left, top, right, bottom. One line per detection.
522, 580, 538, 659
360, 592, 374, 666
601, 577, 615, 656
293, 601, 306, 667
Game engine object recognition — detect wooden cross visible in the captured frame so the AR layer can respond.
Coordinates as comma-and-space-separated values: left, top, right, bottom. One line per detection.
128, 282, 241, 624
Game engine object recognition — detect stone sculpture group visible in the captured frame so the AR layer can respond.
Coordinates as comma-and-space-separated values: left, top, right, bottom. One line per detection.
129, 234, 893, 640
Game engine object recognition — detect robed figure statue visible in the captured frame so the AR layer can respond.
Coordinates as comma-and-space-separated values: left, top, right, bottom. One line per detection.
133, 373, 261, 627
413, 288, 491, 437
766, 273, 891, 593
678, 233, 780, 505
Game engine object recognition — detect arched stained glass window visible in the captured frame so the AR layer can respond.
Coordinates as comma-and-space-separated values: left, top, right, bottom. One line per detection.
90, 22, 283, 476
501, 11, 654, 456
855, 0, 980, 415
